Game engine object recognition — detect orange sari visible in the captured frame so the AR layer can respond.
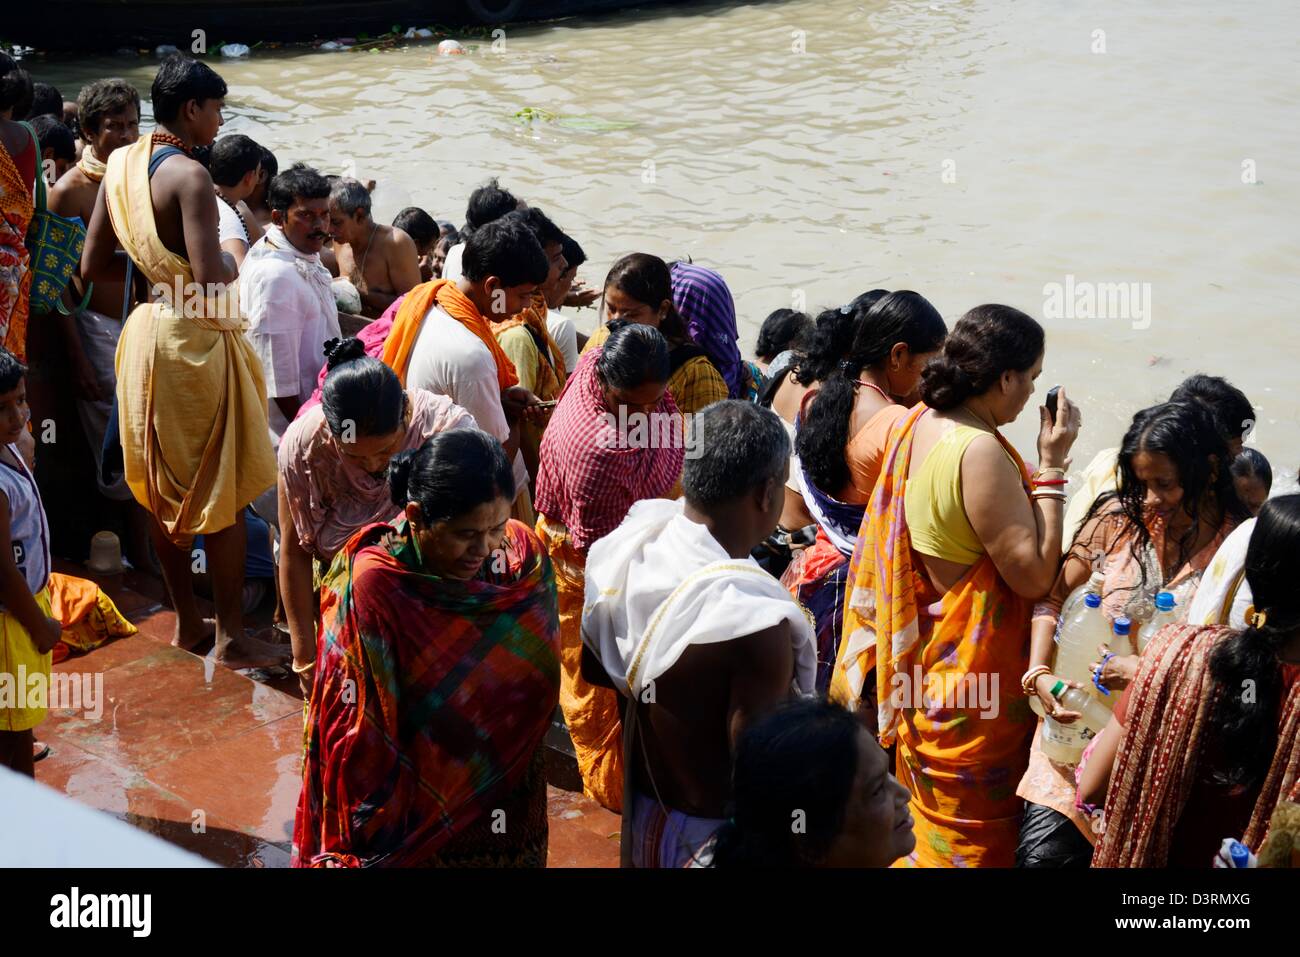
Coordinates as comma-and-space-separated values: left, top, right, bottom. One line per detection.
870, 405, 1036, 867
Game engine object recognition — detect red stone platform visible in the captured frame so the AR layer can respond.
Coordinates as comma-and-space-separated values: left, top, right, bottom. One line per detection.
34, 562, 620, 868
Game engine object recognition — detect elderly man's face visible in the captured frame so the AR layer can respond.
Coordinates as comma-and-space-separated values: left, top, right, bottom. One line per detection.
328, 202, 369, 247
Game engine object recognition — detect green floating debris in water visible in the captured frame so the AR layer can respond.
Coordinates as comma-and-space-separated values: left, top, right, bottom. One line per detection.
513, 108, 638, 132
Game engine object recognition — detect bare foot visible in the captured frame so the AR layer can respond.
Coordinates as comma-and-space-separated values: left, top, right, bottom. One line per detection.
213, 632, 293, 671
173, 617, 217, 655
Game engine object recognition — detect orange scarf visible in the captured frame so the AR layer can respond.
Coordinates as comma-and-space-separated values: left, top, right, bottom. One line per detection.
382, 279, 519, 391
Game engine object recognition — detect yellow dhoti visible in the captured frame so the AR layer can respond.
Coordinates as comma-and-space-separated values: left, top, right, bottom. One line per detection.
105, 135, 276, 541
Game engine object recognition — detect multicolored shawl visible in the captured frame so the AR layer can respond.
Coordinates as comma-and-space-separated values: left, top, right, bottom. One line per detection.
292, 517, 561, 867
669, 261, 745, 399
869, 404, 1036, 867
1094, 624, 1300, 867
382, 278, 518, 391
0, 126, 36, 359
534, 349, 684, 554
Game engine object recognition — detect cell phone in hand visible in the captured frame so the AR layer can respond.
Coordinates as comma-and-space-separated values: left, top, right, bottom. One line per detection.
1045, 385, 1061, 419
534, 399, 558, 409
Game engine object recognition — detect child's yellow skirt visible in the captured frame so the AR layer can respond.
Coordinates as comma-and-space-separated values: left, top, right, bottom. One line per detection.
0, 587, 53, 732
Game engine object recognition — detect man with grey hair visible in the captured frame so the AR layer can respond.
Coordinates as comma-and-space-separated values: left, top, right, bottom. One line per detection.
327, 177, 421, 317
581, 399, 817, 868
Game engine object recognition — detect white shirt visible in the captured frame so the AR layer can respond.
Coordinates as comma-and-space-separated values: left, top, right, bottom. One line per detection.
441, 242, 466, 283
405, 302, 528, 490
216, 198, 249, 248
240, 226, 341, 443
546, 308, 581, 373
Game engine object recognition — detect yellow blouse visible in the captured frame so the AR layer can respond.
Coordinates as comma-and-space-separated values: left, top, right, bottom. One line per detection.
904, 424, 990, 565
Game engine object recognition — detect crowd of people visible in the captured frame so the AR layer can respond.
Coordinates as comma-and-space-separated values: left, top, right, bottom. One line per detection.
0, 50, 1297, 870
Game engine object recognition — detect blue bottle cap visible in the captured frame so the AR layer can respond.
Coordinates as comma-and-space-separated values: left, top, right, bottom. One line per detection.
1113, 616, 1132, 636
1154, 591, 1176, 612
1229, 840, 1250, 867
1084, 593, 1102, 608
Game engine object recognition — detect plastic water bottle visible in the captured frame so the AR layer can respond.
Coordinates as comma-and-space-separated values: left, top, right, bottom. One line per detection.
1137, 592, 1177, 654
1039, 682, 1099, 765
1054, 593, 1111, 692
1051, 680, 1112, 735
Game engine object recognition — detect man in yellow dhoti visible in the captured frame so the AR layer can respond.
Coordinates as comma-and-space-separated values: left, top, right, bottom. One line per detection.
81, 55, 284, 670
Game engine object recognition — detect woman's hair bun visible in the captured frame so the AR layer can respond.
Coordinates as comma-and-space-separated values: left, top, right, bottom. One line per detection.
323, 336, 366, 371
387, 448, 416, 507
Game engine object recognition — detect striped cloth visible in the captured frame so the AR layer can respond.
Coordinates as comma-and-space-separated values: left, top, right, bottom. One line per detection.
534, 349, 684, 554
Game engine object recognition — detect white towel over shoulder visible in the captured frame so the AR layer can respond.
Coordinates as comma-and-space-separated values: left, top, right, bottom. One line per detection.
581, 498, 816, 698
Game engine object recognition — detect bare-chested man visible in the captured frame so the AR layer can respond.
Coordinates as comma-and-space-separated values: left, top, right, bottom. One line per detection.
47, 78, 154, 568
81, 55, 285, 671
581, 399, 817, 868
327, 177, 420, 318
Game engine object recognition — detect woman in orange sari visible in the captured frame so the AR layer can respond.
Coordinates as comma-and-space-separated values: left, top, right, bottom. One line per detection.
865, 304, 1081, 867
783, 291, 945, 693
1082, 495, 1300, 867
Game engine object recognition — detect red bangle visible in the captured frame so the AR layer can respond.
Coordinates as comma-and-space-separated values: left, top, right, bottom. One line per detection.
1032, 478, 1068, 487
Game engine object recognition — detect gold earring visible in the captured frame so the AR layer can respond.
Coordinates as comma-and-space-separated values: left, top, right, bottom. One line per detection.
1245, 604, 1268, 629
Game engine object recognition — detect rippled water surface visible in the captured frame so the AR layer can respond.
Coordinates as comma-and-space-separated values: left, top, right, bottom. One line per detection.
42, 0, 1300, 473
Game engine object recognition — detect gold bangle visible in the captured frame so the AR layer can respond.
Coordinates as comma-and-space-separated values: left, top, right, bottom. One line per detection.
291, 658, 316, 675
1032, 493, 1068, 503
1022, 665, 1052, 695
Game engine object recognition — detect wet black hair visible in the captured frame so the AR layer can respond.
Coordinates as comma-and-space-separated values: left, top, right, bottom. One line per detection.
919, 303, 1044, 411
258, 145, 278, 182
755, 308, 813, 362
320, 337, 406, 440
560, 234, 587, 271
508, 206, 564, 249
208, 133, 262, 188
463, 177, 519, 234
76, 78, 141, 138
461, 215, 549, 288
792, 291, 888, 387
150, 54, 227, 124
1230, 447, 1272, 493
27, 82, 63, 120
393, 206, 438, 249
0, 346, 27, 394
1169, 374, 1255, 445
798, 291, 947, 495
602, 253, 689, 344
388, 429, 515, 520
1208, 494, 1300, 788
32, 114, 75, 163
1086, 400, 1249, 597
268, 162, 330, 215
595, 321, 670, 391
0, 52, 33, 117
710, 699, 863, 868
